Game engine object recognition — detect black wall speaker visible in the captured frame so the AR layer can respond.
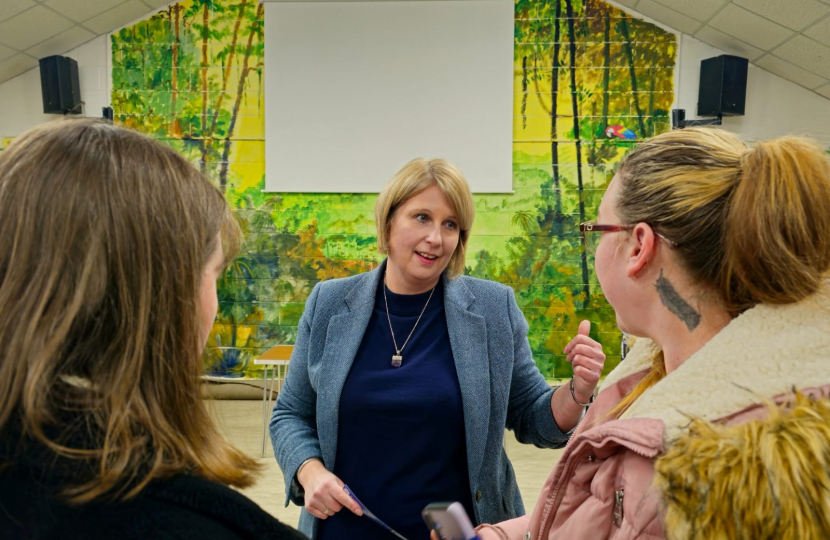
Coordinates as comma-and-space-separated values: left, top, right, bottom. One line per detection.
697, 55, 748, 117
39, 55, 81, 115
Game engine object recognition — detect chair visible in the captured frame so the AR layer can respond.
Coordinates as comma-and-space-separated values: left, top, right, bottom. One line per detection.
254, 345, 293, 458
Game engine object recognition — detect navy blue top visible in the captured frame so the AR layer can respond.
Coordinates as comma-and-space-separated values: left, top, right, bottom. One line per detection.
317, 279, 475, 540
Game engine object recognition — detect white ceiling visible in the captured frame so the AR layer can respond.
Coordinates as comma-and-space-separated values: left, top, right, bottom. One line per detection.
0, 0, 168, 83
615, 0, 830, 100
0, 0, 829, 100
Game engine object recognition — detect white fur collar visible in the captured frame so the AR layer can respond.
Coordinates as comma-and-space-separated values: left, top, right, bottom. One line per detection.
599, 336, 658, 391
600, 280, 830, 440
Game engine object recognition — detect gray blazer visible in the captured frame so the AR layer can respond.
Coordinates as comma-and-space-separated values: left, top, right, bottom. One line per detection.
270, 263, 568, 538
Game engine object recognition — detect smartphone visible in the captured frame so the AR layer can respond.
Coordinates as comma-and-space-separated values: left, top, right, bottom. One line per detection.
422, 502, 479, 540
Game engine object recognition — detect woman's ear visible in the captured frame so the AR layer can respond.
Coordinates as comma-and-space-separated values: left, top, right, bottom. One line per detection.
626, 223, 658, 278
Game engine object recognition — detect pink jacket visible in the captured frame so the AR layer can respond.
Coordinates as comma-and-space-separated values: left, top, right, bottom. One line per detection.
487, 368, 666, 540
479, 280, 830, 540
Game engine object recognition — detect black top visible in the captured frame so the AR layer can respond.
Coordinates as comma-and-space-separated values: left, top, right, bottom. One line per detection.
0, 436, 307, 540
316, 280, 474, 540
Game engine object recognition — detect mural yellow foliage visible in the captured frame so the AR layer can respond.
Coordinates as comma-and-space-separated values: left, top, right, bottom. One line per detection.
112, 0, 676, 378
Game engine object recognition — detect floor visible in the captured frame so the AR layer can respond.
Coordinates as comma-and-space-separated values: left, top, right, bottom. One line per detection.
209, 399, 565, 529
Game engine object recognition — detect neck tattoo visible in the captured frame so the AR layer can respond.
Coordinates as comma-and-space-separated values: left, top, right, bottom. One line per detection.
655, 268, 701, 331
383, 277, 436, 368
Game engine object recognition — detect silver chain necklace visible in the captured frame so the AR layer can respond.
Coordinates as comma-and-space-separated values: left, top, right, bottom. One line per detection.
383, 278, 436, 368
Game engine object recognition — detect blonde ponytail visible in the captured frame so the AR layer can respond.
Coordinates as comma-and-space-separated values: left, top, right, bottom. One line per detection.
723, 137, 830, 313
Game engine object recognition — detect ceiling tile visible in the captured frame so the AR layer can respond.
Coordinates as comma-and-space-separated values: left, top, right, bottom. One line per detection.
0, 53, 38, 83
140, 0, 175, 9
755, 54, 830, 88
45, 0, 130, 24
0, 6, 74, 50
25, 25, 96, 60
709, 4, 794, 50
651, 0, 728, 22
804, 16, 830, 47
83, 0, 154, 35
0, 43, 16, 63
635, 0, 701, 34
0, 0, 35, 25
773, 36, 830, 77
815, 83, 830, 99
733, 0, 830, 31
695, 26, 764, 61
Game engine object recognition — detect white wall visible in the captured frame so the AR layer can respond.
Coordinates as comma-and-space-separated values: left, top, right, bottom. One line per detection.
0, 35, 110, 143
677, 34, 830, 147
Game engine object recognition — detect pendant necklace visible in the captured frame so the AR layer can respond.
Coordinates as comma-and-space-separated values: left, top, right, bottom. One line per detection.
383, 278, 436, 368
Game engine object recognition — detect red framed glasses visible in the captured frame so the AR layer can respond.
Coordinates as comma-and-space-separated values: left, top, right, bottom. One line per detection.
579, 222, 634, 254
579, 222, 678, 255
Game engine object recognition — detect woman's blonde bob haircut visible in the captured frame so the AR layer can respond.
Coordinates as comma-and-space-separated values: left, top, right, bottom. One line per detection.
375, 158, 475, 277
0, 119, 258, 502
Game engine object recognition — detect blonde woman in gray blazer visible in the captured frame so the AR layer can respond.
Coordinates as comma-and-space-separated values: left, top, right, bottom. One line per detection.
270, 159, 606, 540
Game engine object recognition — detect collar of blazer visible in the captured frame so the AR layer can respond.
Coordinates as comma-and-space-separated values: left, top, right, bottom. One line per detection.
599, 279, 830, 441
343, 259, 476, 312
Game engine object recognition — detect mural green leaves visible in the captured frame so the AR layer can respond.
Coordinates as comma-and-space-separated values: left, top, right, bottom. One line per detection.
112, 0, 675, 378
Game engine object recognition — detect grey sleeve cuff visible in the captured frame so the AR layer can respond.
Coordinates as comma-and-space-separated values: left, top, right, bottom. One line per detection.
533, 384, 571, 447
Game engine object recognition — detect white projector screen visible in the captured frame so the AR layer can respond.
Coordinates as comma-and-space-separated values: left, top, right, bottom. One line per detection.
263, 0, 515, 193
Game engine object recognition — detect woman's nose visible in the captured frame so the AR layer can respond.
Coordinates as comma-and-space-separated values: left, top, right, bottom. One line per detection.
425, 224, 442, 245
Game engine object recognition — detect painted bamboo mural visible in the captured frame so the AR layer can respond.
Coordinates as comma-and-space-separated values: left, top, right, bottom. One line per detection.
550, 0, 563, 234
619, 16, 647, 137
564, 0, 590, 307
111, 0, 676, 378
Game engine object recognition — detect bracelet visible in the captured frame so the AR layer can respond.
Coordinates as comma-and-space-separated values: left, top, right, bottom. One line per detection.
569, 376, 594, 407
296, 457, 321, 480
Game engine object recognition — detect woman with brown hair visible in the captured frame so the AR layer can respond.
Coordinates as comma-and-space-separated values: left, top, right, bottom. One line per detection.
0, 119, 306, 540
471, 128, 830, 539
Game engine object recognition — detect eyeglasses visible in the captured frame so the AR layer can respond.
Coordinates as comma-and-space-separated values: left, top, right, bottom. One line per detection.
579, 222, 678, 255
579, 222, 634, 255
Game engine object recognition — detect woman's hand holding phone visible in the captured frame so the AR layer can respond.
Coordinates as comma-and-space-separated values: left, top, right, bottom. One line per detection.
422, 502, 479, 540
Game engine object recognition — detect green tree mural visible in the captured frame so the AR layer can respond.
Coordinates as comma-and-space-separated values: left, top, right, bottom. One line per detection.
111, 0, 676, 378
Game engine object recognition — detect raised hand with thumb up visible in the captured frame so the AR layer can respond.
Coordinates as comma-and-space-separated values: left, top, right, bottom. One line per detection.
563, 320, 606, 406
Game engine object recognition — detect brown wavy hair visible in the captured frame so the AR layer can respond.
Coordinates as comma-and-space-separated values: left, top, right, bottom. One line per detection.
0, 119, 258, 502
610, 128, 830, 416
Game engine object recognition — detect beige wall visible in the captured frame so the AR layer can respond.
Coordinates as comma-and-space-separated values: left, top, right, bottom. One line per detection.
676, 33, 830, 146
0, 35, 110, 141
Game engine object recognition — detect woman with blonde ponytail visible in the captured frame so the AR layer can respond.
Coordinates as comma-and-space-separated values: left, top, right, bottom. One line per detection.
469, 128, 830, 540
0, 120, 307, 540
